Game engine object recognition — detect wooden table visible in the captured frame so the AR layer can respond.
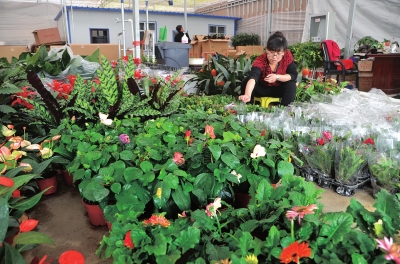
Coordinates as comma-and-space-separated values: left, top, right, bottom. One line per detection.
367, 53, 400, 95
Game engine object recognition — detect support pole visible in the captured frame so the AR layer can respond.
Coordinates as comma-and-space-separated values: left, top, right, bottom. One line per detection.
146, 0, 150, 61
133, 0, 140, 59
63, 0, 70, 44
184, 0, 187, 31
121, 0, 126, 56
344, 0, 357, 59
266, 0, 272, 41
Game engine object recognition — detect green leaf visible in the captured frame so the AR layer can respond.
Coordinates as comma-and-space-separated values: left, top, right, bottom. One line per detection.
0, 105, 17, 113
174, 226, 200, 253
277, 161, 294, 177
119, 150, 135, 160
171, 186, 191, 211
4, 243, 26, 263
238, 232, 254, 258
319, 212, 353, 245
140, 161, 153, 173
146, 234, 167, 256
0, 197, 9, 243
255, 179, 273, 202
209, 145, 221, 161
351, 253, 368, 264
12, 189, 46, 212
110, 183, 122, 194
221, 152, 240, 169
164, 174, 179, 189
14, 231, 55, 245
82, 181, 110, 202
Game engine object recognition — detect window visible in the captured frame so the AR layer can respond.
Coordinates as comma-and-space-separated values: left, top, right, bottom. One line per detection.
90, 29, 109, 44
209, 25, 226, 37
139, 22, 156, 42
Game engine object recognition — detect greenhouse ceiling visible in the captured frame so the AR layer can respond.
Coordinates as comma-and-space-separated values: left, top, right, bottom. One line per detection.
11, 0, 221, 12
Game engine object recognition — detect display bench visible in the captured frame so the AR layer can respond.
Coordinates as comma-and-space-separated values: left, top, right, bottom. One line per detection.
367, 53, 400, 95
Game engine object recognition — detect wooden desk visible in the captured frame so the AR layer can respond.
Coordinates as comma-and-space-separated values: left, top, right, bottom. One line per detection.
368, 53, 400, 94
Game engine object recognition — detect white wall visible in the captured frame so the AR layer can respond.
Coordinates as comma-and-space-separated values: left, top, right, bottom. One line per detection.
58, 7, 238, 49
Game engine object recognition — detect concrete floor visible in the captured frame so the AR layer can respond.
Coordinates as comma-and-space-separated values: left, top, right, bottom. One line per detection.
22, 174, 376, 263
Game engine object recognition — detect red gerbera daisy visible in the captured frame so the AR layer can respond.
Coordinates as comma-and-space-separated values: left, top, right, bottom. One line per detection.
279, 241, 311, 264
143, 214, 170, 228
123, 231, 134, 249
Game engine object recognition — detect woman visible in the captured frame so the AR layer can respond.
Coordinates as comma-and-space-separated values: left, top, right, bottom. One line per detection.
239, 31, 297, 106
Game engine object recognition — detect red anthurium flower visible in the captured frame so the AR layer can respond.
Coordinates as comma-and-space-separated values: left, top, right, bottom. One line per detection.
11, 189, 21, 198
0, 176, 14, 187
316, 137, 325, 145
123, 231, 134, 249
134, 57, 141, 65
38, 255, 52, 264
19, 219, 39, 232
7, 125, 14, 130
279, 241, 312, 264
363, 138, 374, 145
59, 250, 85, 264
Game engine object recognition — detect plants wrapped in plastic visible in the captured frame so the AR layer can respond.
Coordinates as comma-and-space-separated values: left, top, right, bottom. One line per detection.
334, 139, 371, 185
300, 130, 335, 178
368, 151, 400, 193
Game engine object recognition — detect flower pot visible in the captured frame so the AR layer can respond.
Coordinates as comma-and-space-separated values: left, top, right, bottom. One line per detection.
82, 200, 106, 226
106, 221, 112, 231
61, 170, 74, 187
36, 175, 58, 195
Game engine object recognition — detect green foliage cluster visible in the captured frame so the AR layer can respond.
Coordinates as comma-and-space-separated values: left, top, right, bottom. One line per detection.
230, 33, 261, 48
288, 40, 324, 69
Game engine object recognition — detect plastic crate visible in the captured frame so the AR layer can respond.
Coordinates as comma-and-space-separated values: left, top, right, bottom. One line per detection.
358, 60, 373, 71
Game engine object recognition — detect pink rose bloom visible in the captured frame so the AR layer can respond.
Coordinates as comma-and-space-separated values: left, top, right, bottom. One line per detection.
119, 134, 130, 144
173, 152, 185, 165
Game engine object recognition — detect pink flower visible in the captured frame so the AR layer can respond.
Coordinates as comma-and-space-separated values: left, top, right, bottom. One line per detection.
204, 124, 216, 139
322, 131, 332, 141
119, 134, 130, 144
376, 237, 400, 263
173, 152, 185, 166
286, 204, 318, 224
205, 197, 222, 218
316, 138, 325, 145
363, 138, 375, 145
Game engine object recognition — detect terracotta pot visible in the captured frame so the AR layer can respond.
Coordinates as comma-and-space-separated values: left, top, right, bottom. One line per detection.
61, 170, 74, 187
106, 221, 112, 230
36, 175, 57, 195
82, 200, 106, 226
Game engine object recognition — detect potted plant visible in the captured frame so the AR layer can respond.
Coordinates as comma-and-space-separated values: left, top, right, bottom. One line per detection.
368, 151, 400, 196
288, 40, 323, 76
230, 32, 260, 48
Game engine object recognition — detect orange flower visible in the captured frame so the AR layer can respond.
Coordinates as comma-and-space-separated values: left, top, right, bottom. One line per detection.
0, 176, 14, 187
279, 241, 311, 264
124, 231, 134, 249
204, 124, 216, 139
143, 214, 171, 228
286, 204, 318, 224
59, 250, 85, 264
11, 189, 21, 198
211, 69, 217, 76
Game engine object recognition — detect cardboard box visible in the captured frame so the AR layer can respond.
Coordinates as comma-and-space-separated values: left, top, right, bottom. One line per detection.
189, 35, 205, 58
33, 27, 62, 45
358, 60, 374, 71
201, 38, 230, 57
0, 46, 29, 62
69, 44, 119, 61
358, 71, 373, 92
236, 45, 264, 58
228, 49, 238, 58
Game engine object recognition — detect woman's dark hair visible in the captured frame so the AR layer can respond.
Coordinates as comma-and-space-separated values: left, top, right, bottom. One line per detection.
266, 31, 288, 52
176, 25, 182, 32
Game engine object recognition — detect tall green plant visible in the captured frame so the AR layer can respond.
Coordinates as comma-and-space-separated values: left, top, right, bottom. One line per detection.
288, 40, 323, 70
231, 33, 261, 47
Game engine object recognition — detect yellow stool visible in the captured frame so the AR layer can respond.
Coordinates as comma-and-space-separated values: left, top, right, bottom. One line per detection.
253, 97, 281, 108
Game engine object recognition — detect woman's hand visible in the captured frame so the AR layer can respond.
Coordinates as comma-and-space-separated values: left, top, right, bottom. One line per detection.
264, 74, 278, 83
239, 94, 251, 103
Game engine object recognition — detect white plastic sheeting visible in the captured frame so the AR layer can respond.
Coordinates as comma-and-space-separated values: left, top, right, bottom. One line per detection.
302, 0, 400, 50
0, 2, 62, 46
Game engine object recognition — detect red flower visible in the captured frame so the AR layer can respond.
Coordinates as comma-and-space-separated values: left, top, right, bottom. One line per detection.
11, 86, 36, 109
59, 250, 85, 264
123, 231, 134, 249
279, 241, 312, 264
134, 70, 145, 79
11, 189, 20, 198
322, 131, 332, 141
123, 56, 129, 62
316, 137, 325, 145
286, 204, 318, 224
0, 176, 14, 187
143, 214, 171, 228
19, 219, 38, 232
185, 130, 191, 142
363, 138, 374, 145
66, 75, 76, 87
111, 60, 117, 68
134, 58, 141, 65
173, 152, 185, 166
211, 69, 217, 76
261, 129, 266, 137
